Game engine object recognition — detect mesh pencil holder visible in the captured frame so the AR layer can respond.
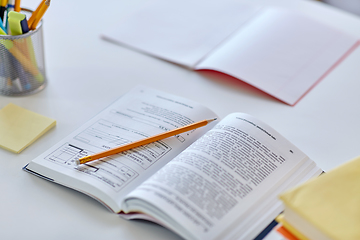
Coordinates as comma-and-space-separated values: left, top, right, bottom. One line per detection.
0, 11, 47, 96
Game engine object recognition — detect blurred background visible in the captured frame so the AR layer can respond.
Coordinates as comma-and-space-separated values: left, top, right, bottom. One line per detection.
320, 0, 360, 15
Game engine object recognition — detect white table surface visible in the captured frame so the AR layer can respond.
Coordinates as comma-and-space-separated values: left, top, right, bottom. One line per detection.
1, 0, 360, 239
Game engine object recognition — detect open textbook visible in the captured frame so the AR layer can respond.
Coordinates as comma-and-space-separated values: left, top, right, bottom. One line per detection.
102, 0, 359, 105
24, 86, 322, 240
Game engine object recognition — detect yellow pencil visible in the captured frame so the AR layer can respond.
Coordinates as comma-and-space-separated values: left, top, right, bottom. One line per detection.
1, 0, 8, 8
14, 0, 21, 12
13, 37, 44, 83
29, 0, 50, 30
1, 39, 44, 82
27, 0, 45, 28
0, 0, 7, 7
76, 118, 218, 165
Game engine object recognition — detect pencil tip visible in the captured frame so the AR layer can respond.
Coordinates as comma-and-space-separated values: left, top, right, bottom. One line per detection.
208, 118, 218, 123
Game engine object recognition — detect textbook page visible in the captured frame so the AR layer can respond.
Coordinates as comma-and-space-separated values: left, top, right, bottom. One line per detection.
196, 8, 359, 105
122, 113, 320, 240
25, 86, 218, 213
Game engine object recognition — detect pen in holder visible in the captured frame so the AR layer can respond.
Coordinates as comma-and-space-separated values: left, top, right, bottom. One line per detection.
0, 9, 47, 96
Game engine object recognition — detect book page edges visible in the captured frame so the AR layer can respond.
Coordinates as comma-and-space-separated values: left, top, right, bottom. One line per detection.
23, 162, 120, 214
276, 214, 309, 240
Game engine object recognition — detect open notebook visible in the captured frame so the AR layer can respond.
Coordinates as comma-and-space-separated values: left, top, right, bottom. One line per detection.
102, 0, 359, 105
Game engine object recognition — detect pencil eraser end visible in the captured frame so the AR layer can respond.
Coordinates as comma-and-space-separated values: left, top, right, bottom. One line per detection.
75, 159, 80, 165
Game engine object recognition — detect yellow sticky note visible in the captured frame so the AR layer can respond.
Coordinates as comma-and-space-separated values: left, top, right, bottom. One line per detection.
0, 103, 56, 153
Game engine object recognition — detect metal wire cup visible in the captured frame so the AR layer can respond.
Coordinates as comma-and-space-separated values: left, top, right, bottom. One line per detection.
0, 10, 47, 96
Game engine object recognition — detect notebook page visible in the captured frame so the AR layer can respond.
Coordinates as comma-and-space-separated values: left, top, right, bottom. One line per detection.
102, 0, 261, 68
196, 8, 359, 105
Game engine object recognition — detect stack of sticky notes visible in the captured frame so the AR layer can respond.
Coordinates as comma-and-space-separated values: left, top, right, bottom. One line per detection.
0, 103, 56, 153
277, 156, 360, 240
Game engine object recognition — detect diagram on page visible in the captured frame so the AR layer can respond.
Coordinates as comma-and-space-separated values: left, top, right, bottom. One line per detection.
43, 116, 176, 192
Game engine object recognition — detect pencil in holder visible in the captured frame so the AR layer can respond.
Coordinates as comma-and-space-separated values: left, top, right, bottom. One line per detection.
0, 13, 47, 96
